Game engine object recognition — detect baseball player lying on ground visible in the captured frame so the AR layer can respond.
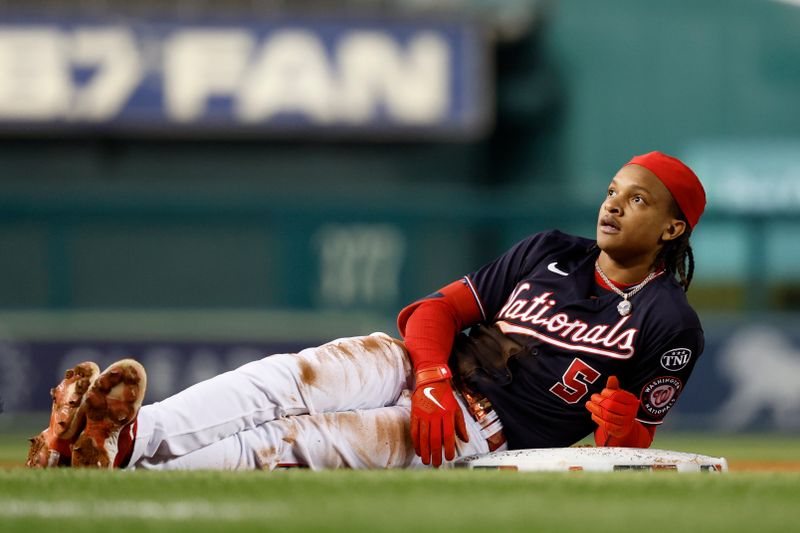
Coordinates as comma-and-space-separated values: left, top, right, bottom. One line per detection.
27, 151, 706, 470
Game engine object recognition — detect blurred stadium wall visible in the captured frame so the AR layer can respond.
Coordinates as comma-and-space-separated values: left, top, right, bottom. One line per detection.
0, 0, 799, 433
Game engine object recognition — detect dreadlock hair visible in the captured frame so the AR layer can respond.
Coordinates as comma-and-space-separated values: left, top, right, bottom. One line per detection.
652, 201, 695, 292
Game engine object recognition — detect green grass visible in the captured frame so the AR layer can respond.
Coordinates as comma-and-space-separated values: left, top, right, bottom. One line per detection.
2, 469, 800, 532
2, 431, 799, 532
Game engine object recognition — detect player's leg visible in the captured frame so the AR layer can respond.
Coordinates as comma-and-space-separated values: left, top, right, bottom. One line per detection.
130, 406, 418, 470
130, 394, 491, 471
130, 332, 412, 461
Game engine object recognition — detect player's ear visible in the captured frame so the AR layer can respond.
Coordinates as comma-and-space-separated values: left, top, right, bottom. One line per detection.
661, 218, 686, 242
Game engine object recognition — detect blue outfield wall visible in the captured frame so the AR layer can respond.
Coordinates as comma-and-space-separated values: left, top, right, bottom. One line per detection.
1, 311, 798, 434
670, 315, 800, 433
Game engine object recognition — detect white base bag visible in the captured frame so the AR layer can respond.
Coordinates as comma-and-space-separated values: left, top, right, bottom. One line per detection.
454, 447, 728, 473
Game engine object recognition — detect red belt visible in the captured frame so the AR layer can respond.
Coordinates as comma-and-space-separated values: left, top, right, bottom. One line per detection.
457, 387, 507, 452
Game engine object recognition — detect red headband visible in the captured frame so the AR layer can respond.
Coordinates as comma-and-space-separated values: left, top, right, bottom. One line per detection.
624, 151, 706, 228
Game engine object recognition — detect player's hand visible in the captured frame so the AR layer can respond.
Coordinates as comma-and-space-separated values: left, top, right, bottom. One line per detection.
410, 369, 469, 468
585, 376, 639, 438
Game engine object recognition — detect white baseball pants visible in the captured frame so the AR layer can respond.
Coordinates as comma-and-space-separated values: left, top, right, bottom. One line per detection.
127, 332, 496, 470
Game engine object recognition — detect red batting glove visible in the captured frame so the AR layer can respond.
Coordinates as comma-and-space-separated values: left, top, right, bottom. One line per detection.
585, 376, 639, 438
410, 365, 469, 468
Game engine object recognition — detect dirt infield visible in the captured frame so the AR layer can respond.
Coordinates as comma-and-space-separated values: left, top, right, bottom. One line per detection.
728, 460, 800, 472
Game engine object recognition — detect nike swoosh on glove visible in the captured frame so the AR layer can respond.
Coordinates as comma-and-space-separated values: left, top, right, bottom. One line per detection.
584, 376, 639, 438
410, 366, 469, 468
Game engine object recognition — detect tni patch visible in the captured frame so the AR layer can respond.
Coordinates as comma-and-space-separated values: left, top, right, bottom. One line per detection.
660, 347, 692, 371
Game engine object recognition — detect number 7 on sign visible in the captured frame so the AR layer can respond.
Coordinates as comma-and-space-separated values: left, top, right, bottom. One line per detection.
549, 358, 601, 404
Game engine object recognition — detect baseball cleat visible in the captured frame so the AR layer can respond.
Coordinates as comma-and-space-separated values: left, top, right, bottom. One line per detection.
71, 359, 147, 469
26, 361, 101, 468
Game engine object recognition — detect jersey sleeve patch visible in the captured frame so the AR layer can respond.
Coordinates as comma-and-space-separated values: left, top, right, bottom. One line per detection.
639, 376, 683, 419
660, 347, 692, 371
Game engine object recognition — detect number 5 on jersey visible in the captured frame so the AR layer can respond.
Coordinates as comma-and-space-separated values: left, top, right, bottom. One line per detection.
550, 358, 601, 404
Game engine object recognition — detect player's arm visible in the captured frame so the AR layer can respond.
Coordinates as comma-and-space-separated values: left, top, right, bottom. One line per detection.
398, 232, 552, 466
585, 376, 656, 448
397, 279, 483, 370
397, 279, 483, 467
587, 327, 704, 448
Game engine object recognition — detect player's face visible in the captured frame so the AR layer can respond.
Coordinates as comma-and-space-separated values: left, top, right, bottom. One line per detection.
596, 165, 686, 264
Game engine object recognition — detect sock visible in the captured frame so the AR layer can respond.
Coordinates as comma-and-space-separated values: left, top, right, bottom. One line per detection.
113, 418, 138, 468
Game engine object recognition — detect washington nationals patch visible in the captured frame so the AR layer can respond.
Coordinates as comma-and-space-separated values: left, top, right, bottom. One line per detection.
640, 376, 683, 417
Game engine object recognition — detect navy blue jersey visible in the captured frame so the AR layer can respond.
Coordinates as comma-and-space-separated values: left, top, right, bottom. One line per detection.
462, 230, 704, 449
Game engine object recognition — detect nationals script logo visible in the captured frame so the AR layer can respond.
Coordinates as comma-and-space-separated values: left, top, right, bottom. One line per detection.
494, 283, 639, 359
